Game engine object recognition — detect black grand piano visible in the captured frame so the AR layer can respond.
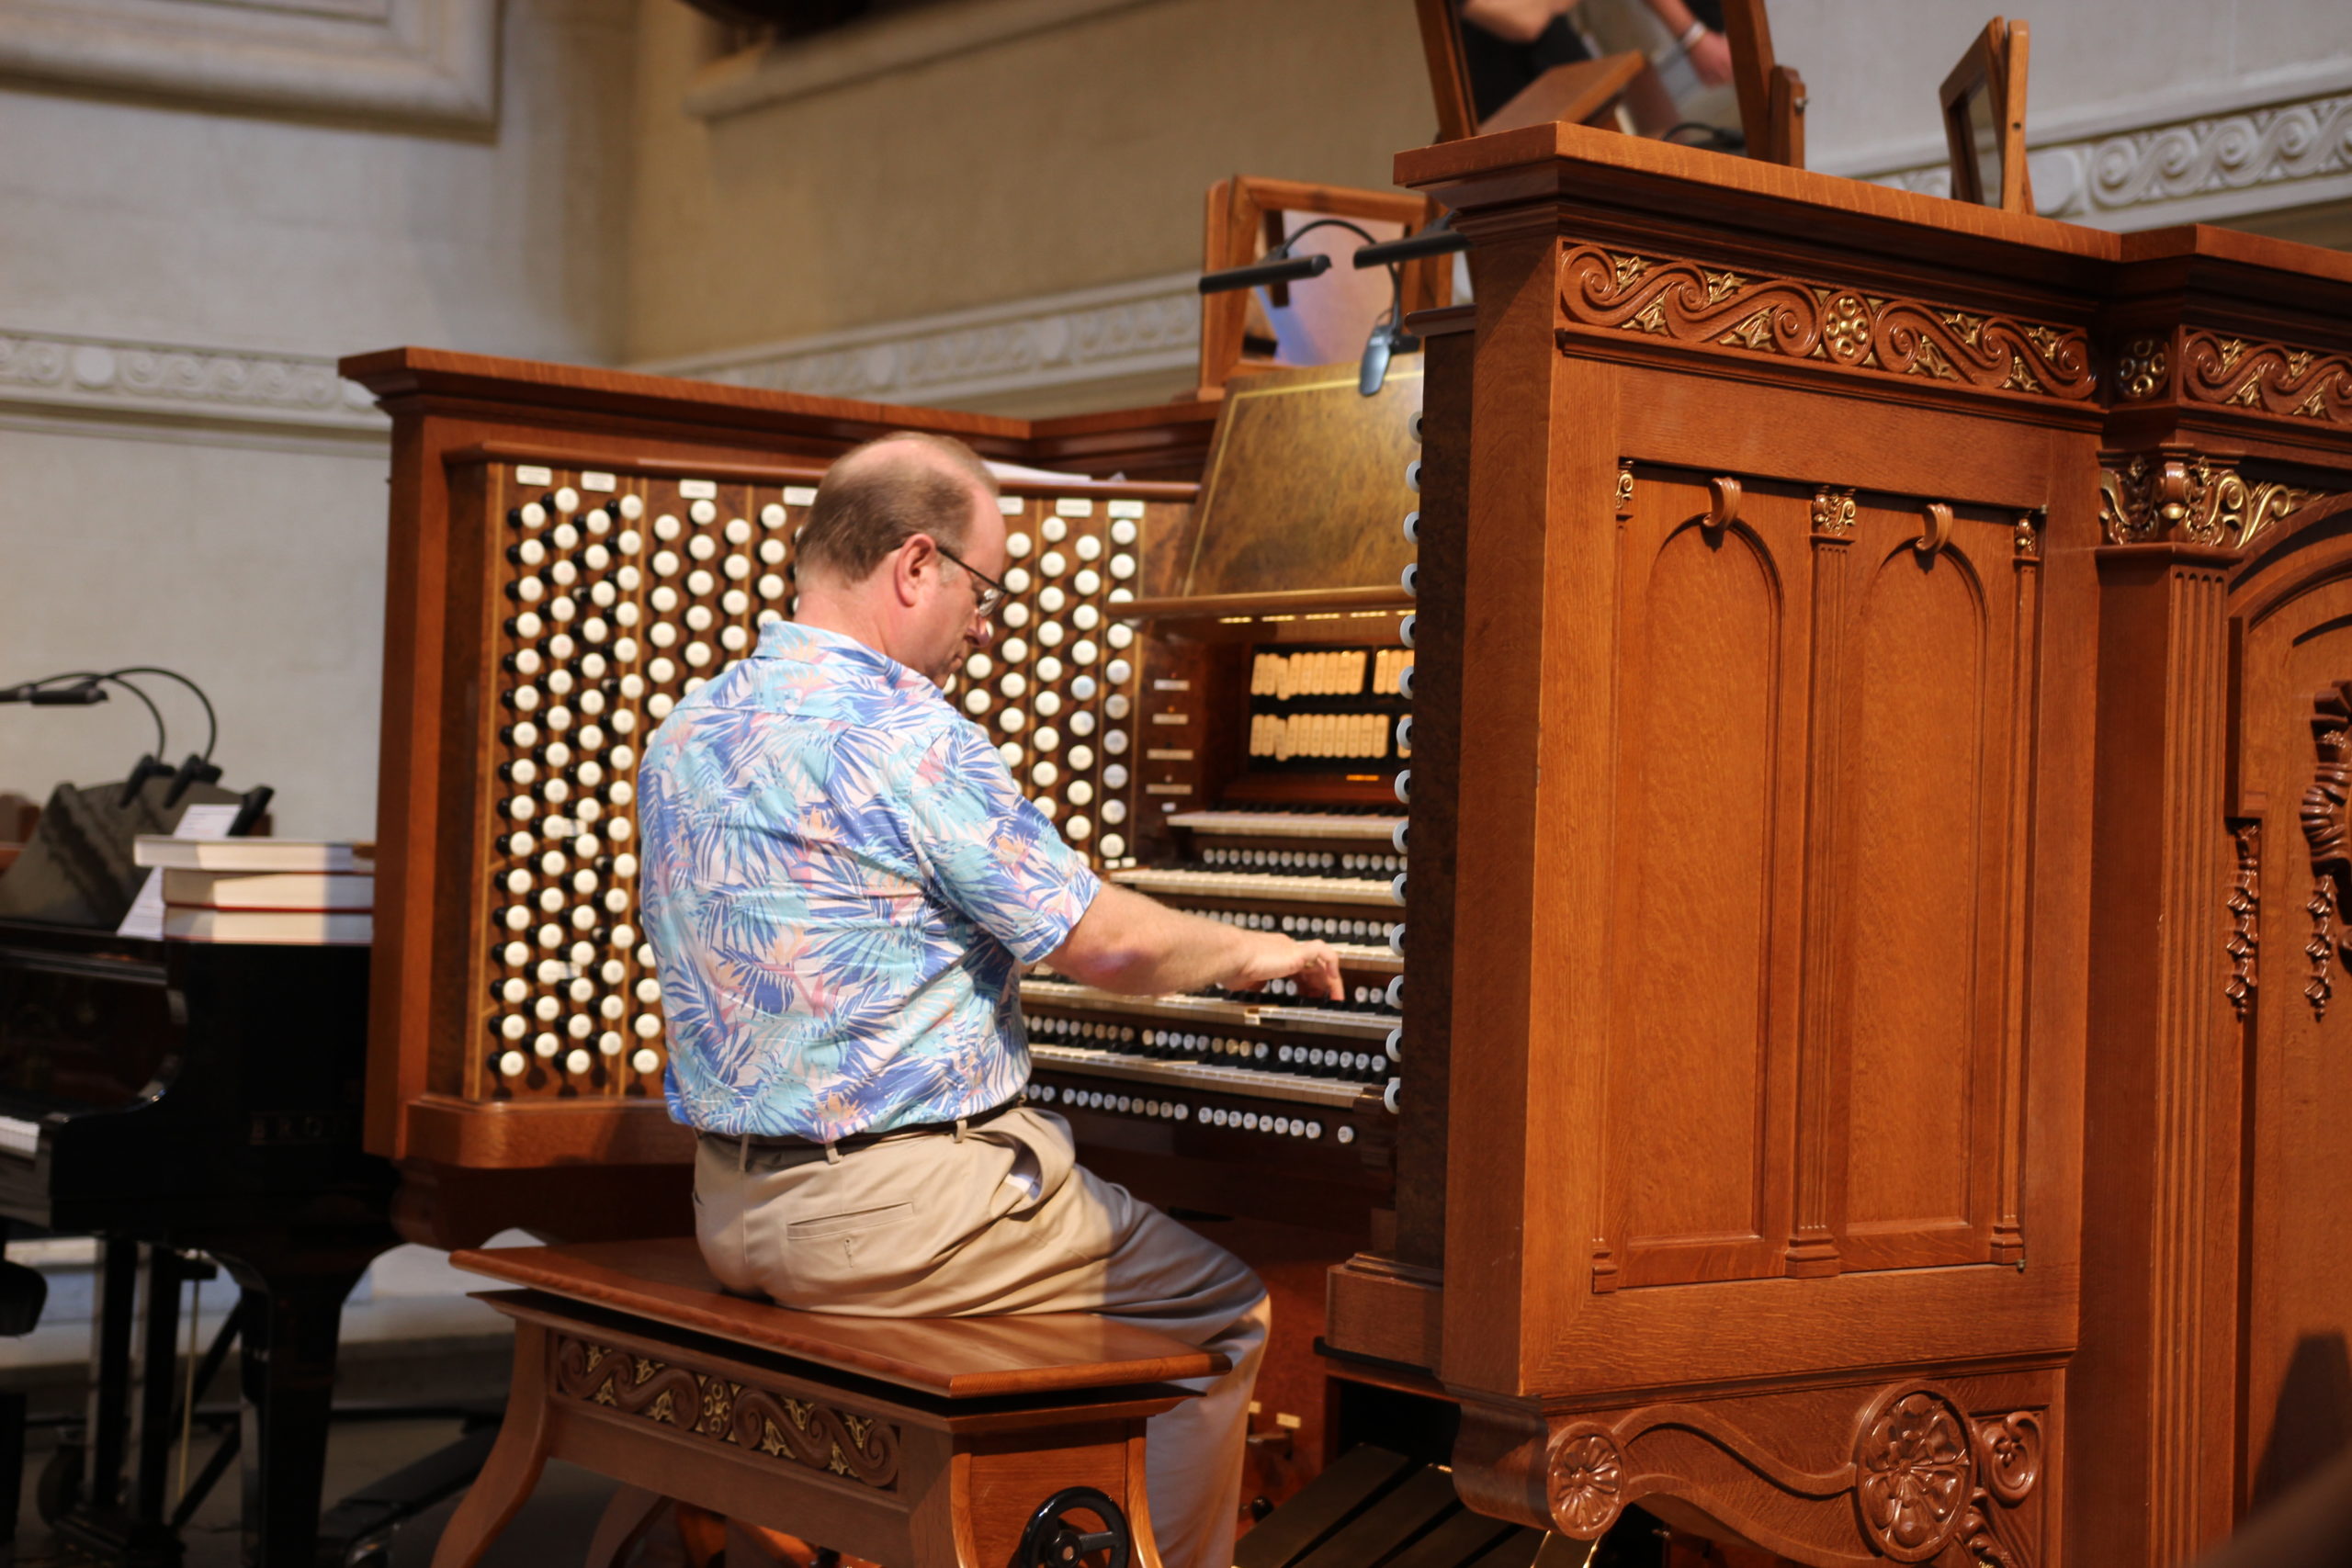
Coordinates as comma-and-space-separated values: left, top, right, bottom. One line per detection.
0, 789, 398, 1568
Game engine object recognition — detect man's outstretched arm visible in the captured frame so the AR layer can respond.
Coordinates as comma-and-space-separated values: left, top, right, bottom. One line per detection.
1043, 883, 1343, 1001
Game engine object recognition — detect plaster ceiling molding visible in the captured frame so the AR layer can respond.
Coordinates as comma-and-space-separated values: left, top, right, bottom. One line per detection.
0, 326, 387, 438
1847, 76, 2352, 231
0, 0, 497, 127
685, 0, 1172, 118
637, 271, 1201, 408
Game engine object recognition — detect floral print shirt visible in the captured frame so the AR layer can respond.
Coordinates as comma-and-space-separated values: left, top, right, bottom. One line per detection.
638, 620, 1101, 1139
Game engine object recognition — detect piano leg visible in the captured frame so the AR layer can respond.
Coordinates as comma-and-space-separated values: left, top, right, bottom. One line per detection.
133, 1249, 189, 1534
51, 1241, 187, 1566
83, 1238, 138, 1521
217, 1247, 375, 1568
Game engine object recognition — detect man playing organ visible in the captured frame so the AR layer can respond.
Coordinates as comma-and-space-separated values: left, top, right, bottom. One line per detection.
634, 430, 1344, 1568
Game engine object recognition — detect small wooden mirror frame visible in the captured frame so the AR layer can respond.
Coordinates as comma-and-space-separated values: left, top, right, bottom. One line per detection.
1721, 0, 1806, 166
1939, 17, 2034, 214
1194, 176, 1453, 397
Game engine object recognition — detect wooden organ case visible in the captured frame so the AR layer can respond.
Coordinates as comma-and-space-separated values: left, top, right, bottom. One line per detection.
1322, 120, 2352, 1568
354, 127, 2352, 1566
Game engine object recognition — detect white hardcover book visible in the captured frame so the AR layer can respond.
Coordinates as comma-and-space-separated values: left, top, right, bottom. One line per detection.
162, 908, 373, 946
160, 869, 375, 912
133, 838, 374, 874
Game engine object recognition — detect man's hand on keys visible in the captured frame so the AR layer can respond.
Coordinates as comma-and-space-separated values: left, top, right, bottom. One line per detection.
1235, 935, 1344, 1001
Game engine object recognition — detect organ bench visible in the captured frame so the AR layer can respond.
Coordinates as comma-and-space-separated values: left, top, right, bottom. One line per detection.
430, 1239, 1219, 1568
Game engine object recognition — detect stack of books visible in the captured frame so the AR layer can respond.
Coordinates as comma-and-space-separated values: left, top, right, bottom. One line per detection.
130, 838, 374, 944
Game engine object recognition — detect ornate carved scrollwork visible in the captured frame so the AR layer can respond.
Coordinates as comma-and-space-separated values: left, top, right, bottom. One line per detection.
2183, 332, 2352, 426
2299, 686, 2352, 1020
2228, 821, 2260, 1020
1521, 1381, 2044, 1564
1615, 459, 1636, 518
554, 1337, 901, 1489
2014, 513, 2041, 560
2098, 450, 2321, 549
1810, 486, 1856, 537
1557, 243, 2095, 402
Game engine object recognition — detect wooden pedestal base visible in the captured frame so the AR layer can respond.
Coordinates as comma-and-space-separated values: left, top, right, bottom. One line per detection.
429, 1241, 1229, 1568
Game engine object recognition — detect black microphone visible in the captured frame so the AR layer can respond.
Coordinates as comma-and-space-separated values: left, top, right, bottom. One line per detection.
1352, 229, 1471, 268
1198, 252, 1332, 295
9, 682, 108, 705
162, 751, 225, 808
1358, 321, 1422, 397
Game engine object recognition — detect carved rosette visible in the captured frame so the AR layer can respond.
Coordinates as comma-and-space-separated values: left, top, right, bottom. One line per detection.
2116, 335, 2171, 400
2098, 451, 2320, 549
1853, 1387, 1974, 1562
2184, 332, 2352, 426
1544, 1422, 1627, 1539
1558, 243, 2094, 401
554, 1337, 900, 1489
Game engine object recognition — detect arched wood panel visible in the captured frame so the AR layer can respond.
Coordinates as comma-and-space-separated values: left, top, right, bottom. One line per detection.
2229, 522, 2352, 1510
1602, 477, 1802, 1289
1834, 510, 2015, 1272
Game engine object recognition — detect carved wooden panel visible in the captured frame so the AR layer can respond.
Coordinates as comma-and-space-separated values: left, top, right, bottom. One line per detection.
552, 1334, 902, 1490
2228, 552, 2352, 1509
1832, 499, 2026, 1272
1600, 473, 1804, 1289
1593, 473, 2039, 1290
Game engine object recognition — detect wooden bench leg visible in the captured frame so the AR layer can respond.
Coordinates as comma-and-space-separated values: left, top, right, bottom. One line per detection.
584, 1485, 671, 1568
431, 1322, 555, 1568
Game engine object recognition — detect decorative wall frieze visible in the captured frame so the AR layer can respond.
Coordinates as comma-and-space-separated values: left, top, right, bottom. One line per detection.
0, 328, 386, 440
1557, 244, 2095, 403
0, 0, 498, 126
1850, 84, 2352, 232
2098, 451, 2323, 549
554, 1336, 900, 1489
634, 271, 1200, 412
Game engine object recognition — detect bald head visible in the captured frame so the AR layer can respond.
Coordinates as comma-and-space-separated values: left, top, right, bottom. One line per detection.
797, 432, 1000, 585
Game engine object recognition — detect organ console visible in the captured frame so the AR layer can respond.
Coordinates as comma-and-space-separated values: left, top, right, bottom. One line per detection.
348, 349, 1420, 1511
351, 112, 2352, 1567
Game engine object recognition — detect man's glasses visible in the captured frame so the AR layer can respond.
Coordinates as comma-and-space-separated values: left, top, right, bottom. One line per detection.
933, 541, 1009, 620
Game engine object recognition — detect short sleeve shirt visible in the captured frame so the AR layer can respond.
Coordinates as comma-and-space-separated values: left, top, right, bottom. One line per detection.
637, 620, 1102, 1140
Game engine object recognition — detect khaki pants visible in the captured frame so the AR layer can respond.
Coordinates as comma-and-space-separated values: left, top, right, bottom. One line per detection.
693, 1108, 1269, 1568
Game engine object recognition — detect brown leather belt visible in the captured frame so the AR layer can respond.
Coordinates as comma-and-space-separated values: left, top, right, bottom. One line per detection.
695, 1094, 1024, 1156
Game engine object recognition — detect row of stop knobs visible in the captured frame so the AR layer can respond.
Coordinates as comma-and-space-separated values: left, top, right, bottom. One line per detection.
1384, 418, 1423, 1117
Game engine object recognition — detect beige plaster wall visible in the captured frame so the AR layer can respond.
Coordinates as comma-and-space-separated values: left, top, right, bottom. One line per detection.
624, 0, 1437, 364
0, 0, 639, 840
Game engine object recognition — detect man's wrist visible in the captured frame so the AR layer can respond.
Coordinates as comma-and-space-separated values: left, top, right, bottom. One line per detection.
1678, 17, 1708, 50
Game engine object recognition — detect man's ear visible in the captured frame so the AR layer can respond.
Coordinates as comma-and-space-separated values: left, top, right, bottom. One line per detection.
893, 535, 935, 608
